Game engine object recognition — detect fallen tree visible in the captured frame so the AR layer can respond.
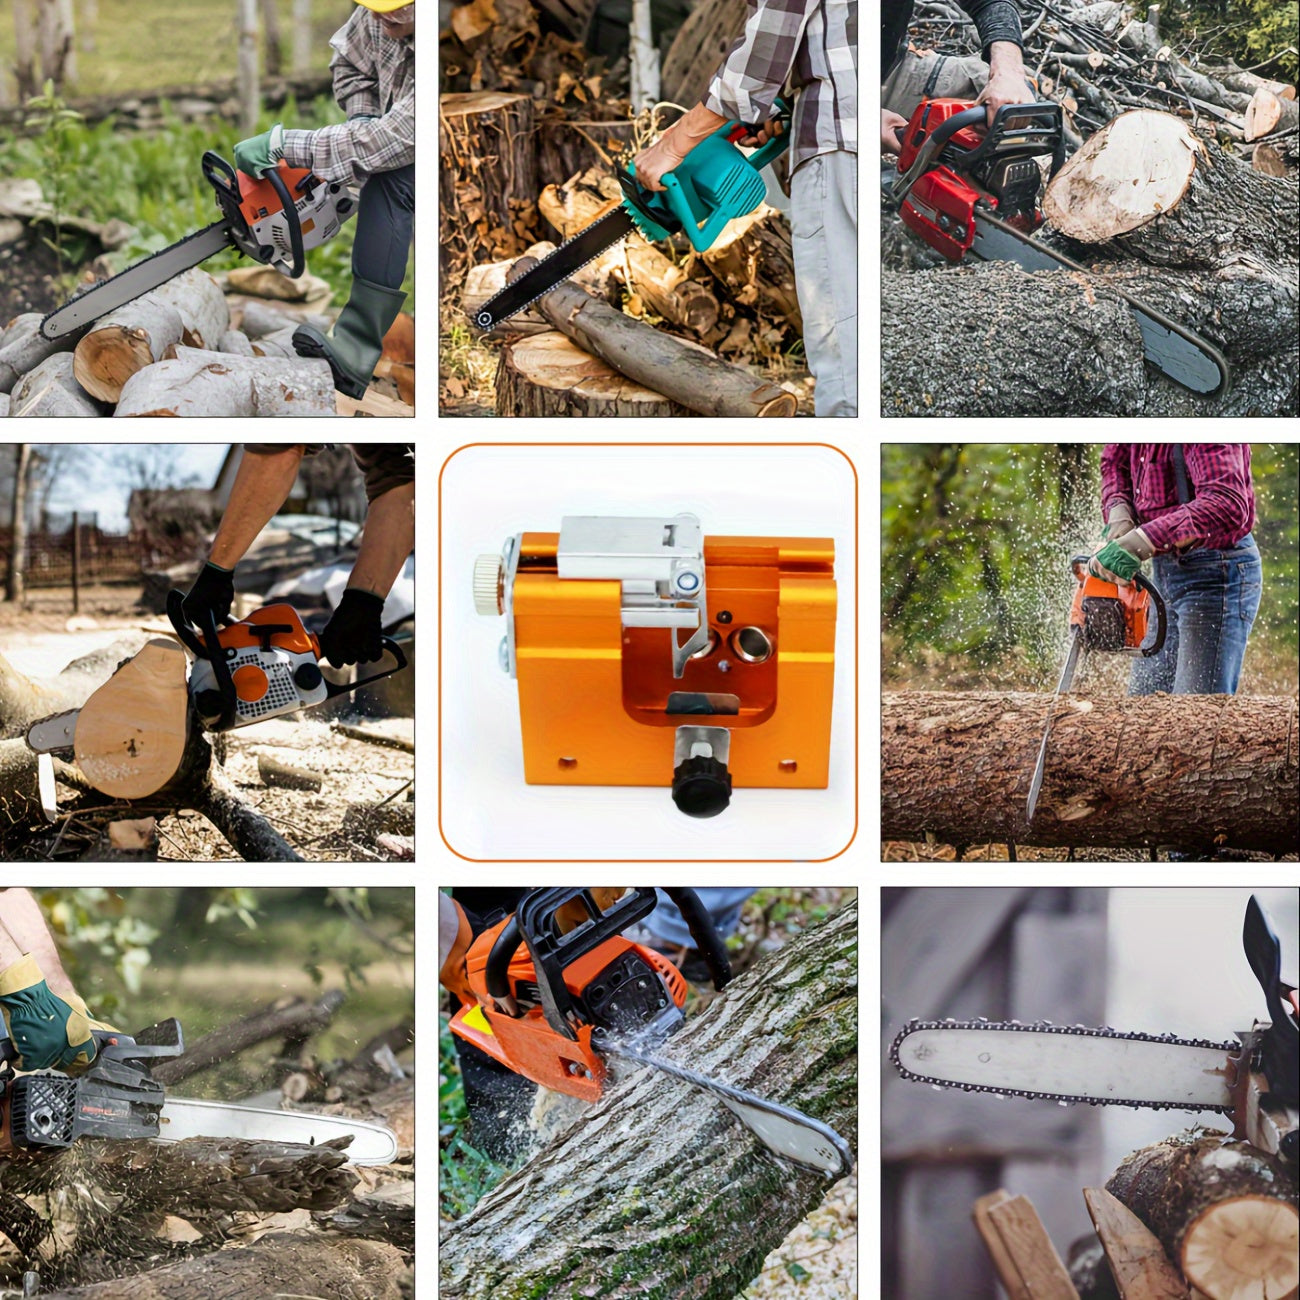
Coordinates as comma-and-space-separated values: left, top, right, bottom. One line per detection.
881, 692, 1299, 854
439, 899, 856, 1298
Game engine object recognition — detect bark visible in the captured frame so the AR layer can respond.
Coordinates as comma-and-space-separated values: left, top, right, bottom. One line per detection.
0, 394, 9, 416
6, 442, 30, 602
113, 347, 337, 417
661, 0, 746, 108
152, 990, 347, 1087
0, 736, 42, 825
1245, 88, 1300, 141
0, 312, 73, 395
73, 294, 186, 403
496, 331, 697, 415
37, 1235, 406, 1300
248, 324, 299, 359
1106, 1131, 1299, 1300
148, 267, 230, 350
217, 327, 255, 356
9, 352, 101, 417
236, 298, 329, 341
700, 203, 802, 332
440, 901, 857, 1299
881, 692, 1300, 854
515, 255, 798, 416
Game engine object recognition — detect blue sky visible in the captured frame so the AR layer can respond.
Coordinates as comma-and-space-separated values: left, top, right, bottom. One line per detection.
36, 443, 231, 532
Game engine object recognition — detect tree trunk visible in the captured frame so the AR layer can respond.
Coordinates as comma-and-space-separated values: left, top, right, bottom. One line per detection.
259, 0, 282, 77
496, 331, 696, 415
881, 692, 1300, 854
113, 347, 337, 416
440, 901, 856, 1298
660, 0, 746, 108
629, 0, 659, 110
12, 0, 39, 101
1106, 1131, 1298, 1300
9, 353, 101, 417
700, 203, 802, 332
37, 1236, 407, 1300
1245, 88, 1300, 141
0, 313, 75, 395
6, 442, 30, 602
513, 255, 798, 416
291, 0, 311, 72
73, 295, 186, 403
36, 0, 72, 87
237, 0, 259, 134
439, 92, 539, 298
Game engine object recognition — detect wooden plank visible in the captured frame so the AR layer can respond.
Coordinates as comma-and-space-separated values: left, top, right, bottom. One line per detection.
336, 388, 414, 417
987, 1194, 1081, 1300
973, 1190, 1032, 1300
1083, 1188, 1191, 1300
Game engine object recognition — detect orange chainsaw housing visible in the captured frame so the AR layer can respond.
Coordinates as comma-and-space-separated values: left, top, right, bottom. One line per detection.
1069, 572, 1152, 650
447, 918, 688, 1102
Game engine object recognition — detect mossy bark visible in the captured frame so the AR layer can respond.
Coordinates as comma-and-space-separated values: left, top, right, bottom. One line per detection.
439, 900, 858, 1300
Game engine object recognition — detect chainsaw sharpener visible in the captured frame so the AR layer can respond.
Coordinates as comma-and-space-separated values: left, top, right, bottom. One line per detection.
473, 514, 836, 818
447, 887, 731, 1101
894, 99, 1064, 261
0, 1018, 183, 1155
167, 590, 408, 732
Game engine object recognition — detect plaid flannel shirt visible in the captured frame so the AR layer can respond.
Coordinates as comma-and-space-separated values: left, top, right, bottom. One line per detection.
1101, 444, 1256, 552
281, 7, 414, 187
703, 0, 857, 174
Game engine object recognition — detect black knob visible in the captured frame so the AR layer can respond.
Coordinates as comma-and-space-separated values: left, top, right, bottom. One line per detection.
672, 755, 732, 819
294, 662, 323, 691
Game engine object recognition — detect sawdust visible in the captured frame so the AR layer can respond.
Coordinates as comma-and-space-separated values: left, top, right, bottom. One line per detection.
739, 1172, 857, 1300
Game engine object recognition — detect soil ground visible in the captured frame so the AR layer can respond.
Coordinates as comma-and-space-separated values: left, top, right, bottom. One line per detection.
0, 226, 76, 322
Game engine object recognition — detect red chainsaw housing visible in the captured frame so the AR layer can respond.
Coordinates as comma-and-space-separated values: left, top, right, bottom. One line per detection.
897, 98, 1043, 262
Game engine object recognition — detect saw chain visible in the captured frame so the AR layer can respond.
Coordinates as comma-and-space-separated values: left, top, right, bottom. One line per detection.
889, 1017, 1239, 1112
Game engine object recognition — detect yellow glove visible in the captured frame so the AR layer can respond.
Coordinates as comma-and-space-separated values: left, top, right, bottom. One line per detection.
0, 954, 104, 1072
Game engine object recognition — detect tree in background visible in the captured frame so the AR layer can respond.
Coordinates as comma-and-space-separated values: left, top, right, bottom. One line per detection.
1160, 0, 1299, 81
5, 444, 32, 603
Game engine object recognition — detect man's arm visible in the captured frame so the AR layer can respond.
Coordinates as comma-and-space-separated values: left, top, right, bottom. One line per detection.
962, 0, 1033, 122
208, 445, 305, 569
347, 481, 415, 599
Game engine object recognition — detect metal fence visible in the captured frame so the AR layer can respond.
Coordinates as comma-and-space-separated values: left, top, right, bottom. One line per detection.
0, 524, 144, 589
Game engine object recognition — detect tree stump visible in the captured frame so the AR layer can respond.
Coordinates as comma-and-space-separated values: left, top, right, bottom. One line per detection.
73, 294, 186, 403
701, 203, 802, 331
439, 91, 539, 296
1106, 1131, 1298, 1300
496, 331, 694, 415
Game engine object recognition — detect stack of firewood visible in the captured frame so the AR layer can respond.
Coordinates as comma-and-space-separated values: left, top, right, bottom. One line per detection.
0, 267, 414, 417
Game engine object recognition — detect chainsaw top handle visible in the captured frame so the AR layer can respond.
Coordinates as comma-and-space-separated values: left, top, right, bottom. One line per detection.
167, 589, 239, 730
202, 149, 307, 279
322, 635, 409, 699
1070, 554, 1167, 657
1243, 895, 1299, 1106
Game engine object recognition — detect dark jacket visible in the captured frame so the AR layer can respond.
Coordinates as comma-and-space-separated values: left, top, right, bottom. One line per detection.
883, 0, 1023, 80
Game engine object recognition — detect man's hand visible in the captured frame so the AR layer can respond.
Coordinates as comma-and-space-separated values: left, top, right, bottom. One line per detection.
881, 109, 908, 154
181, 561, 235, 631
632, 101, 729, 192
0, 954, 98, 1073
318, 587, 386, 667
978, 42, 1035, 125
234, 123, 285, 177
1088, 530, 1154, 585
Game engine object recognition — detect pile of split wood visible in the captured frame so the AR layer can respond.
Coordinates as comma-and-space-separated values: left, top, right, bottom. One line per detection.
0, 992, 413, 1297
884, 0, 1299, 418
0, 266, 414, 418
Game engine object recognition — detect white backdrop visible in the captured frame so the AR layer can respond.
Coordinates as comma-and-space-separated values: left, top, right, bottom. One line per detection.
439, 444, 857, 860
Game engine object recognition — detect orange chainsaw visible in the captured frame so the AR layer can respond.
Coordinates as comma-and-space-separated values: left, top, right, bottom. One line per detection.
444, 887, 853, 1176
1025, 555, 1167, 823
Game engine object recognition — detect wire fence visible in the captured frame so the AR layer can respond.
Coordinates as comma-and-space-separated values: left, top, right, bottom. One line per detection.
0, 523, 144, 590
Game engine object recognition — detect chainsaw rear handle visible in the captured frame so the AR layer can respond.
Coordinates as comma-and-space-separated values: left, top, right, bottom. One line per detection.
1243, 895, 1299, 1106
321, 636, 409, 697
1070, 554, 1167, 657
723, 95, 793, 171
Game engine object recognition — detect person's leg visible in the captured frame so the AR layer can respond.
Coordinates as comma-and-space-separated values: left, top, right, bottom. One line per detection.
1171, 537, 1261, 695
643, 888, 755, 948
350, 163, 415, 291
882, 50, 989, 120
791, 151, 857, 416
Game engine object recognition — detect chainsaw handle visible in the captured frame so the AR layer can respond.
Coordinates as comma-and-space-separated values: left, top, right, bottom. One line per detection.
166, 589, 239, 730
1243, 895, 1300, 1109
322, 636, 409, 698
262, 164, 306, 279
726, 95, 793, 171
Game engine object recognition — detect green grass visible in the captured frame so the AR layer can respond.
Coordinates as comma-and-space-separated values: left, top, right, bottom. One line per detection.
0, 0, 355, 98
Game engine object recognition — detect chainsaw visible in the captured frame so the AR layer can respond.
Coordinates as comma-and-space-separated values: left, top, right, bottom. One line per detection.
888, 98, 1230, 396
1025, 554, 1167, 824
891, 894, 1299, 1166
444, 887, 853, 1177
471, 102, 791, 332
0, 1017, 398, 1164
40, 152, 356, 342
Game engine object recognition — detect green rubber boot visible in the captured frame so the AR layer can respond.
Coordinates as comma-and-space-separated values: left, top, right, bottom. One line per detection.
293, 274, 407, 399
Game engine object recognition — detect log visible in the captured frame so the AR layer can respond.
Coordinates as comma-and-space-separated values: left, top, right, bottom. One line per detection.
237, 297, 330, 340
440, 901, 856, 1297
1082, 1187, 1191, 1300
113, 347, 337, 416
461, 242, 558, 337
0, 311, 71, 394
146, 266, 230, 349
1106, 1131, 1298, 1300
193, 760, 305, 862
880, 692, 1299, 853
1211, 66, 1296, 100
496, 330, 698, 415
1253, 138, 1299, 177
0, 394, 8, 416
661, 0, 747, 108
72, 294, 185, 402
700, 203, 802, 332
152, 989, 347, 1086
37, 1235, 406, 1299
8, 352, 100, 417
257, 752, 324, 792
514, 255, 799, 416
1245, 87, 1300, 140
218, 327, 256, 356
249, 324, 300, 358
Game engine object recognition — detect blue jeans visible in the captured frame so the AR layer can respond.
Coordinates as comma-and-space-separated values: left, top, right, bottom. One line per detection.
1130, 534, 1262, 696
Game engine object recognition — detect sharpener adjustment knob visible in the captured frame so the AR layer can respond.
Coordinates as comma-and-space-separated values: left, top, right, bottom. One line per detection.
672, 755, 732, 819
473, 554, 505, 616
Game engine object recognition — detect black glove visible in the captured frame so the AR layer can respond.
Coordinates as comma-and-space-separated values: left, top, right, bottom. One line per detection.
319, 588, 386, 667
182, 561, 235, 630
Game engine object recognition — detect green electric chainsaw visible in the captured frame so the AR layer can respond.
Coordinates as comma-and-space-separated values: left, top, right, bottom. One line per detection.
471, 101, 791, 332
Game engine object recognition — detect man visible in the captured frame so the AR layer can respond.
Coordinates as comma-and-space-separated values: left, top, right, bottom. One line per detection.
181, 445, 414, 669
631, 0, 857, 418
882, 1, 1032, 152
234, 0, 414, 399
1088, 444, 1261, 696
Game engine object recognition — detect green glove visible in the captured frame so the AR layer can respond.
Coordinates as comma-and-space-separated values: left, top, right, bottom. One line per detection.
0, 954, 98, 1072
234, 123, 285, 178
1089, 529, 1153, 584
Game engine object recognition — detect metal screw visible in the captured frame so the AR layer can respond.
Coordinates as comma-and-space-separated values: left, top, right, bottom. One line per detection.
717, 610, 733, 624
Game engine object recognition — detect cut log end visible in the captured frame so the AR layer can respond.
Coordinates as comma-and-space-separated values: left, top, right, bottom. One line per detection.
1180, 1195, 1299, 1299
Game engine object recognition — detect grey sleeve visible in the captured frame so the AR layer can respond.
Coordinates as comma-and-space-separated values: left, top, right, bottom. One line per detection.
960, 0, 1022, 60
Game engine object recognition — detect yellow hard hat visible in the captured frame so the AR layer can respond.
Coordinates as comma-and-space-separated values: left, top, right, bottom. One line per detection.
354, 0, 413, 12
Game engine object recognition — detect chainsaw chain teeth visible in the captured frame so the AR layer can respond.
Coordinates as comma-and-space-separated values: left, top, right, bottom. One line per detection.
888, 1018, 1238, 1113
473, 208, 633, 332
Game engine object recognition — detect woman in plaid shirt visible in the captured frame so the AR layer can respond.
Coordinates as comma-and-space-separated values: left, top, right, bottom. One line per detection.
235, 0, 415, 399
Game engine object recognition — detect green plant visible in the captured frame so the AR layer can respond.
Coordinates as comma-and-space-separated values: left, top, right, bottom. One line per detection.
22, 80, 90, 290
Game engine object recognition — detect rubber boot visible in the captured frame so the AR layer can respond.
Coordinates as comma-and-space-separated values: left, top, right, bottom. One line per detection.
293, 273, 407, 399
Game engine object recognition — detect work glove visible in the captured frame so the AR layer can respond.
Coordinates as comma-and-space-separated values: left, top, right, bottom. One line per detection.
0, 954, 100, 1073
1089, 528, 1155, 585
318, 587, 386, 667
233, 123, 285, 178
1103, 502, 1137, 542
181, 561, 235, 631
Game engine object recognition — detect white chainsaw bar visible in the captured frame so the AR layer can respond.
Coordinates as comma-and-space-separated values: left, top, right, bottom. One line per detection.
891, 1020, 1237, 1112
158, 1097, 400, 1166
